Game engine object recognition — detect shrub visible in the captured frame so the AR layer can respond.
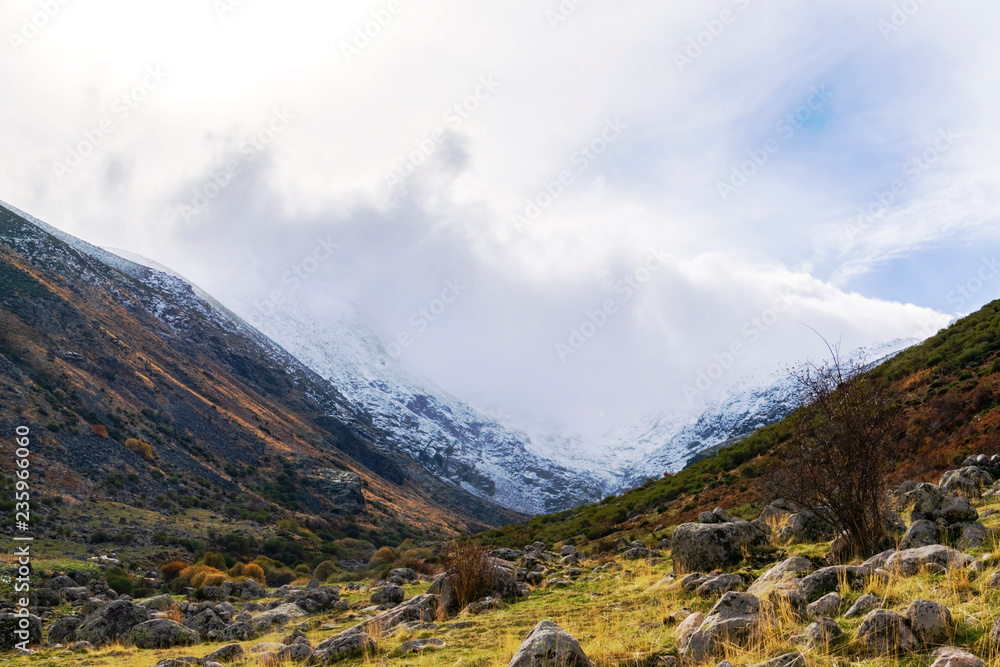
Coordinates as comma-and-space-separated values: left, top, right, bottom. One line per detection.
90, 530, 111, 544
369, 546, 395, 566
445, 541, 497, 609
267, 568, 296, 587
105, 567, 133, 595
295, 564, 311, 575
92, 424, 109, 437
203, 552, 227, 570
124, 438, 155, 461
243, 563, 265, 584
161, 561, 187, 580
229, 562, 245, 577
202, 574, 226, 587
398, 557, 437, 577
314, 560, 339, 581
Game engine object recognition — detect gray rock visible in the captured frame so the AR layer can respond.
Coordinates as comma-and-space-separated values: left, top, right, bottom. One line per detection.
682, 592, 761, 662
218, 622, 258, 642
699, 511, 722, 524
748, 557, 814, 596
184, 609, 226, 637
206, 643, 245, 663
398, 638, 446, 654
128, 619, 200, 649
508, 620, 591, 667
801, 618, 843, 648
389, 568, 418, 581
931, 647, 985, 667
75, 600, 151, 646
696, 574, 744, 597
47, 616, 82, 644
0, 613, 41, 650
749, 653, 805, 667
252, 602, 307, 627
797, 566, 864, 601
371, 584, 405, 606
907, 600, 952, 645
954, 522, 987, 549
136, 594, 177, 611
856, 609, 919, 655
311, 468, 365, 512
671, 521, 769, 573
807, 592, 843, 618
885, 545, 975, 576
776, 510, 837, 544
939, 467, 994, 498
844, 593, 879, 619
899, 520, 940, 550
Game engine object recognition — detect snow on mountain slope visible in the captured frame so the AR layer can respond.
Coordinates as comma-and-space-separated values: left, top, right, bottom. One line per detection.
232, 301, 612, 514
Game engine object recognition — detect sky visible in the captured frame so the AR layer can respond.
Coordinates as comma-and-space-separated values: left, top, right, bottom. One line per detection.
2, 0, 999, 438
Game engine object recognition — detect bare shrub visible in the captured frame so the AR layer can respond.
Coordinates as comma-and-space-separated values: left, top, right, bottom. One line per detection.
445, 540, 497, 609
770, 342, 904, 559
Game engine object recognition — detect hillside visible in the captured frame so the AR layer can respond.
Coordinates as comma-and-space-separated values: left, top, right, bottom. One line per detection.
0, 203, 524, 573
482, 300, 1000, 548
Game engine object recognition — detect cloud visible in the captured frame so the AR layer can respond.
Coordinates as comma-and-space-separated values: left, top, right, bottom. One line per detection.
1, 0, 996, 438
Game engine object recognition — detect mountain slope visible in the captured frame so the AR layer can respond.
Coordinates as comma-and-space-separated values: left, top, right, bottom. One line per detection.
0, 202, 523, 553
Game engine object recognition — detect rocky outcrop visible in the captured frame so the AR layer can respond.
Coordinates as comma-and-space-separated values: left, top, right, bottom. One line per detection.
939, 467, 994, 498
75, 600, 151, 647
748, 557, 814, 596
311, 469, 366, 513
885, 545, 975, 576
682, 592, 761, 662
856, 610, 919, 655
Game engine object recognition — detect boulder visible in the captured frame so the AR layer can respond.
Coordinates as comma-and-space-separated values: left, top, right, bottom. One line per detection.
371, 584, 405, 606
939, 467, 994, 498
856, 609, 918, 655
252, 602, 307, 628
899, 520, 940, 550
0, 613, 42, 650
311, 468, 365, 512
954, 522, 987, 549
508, 620, 591, 667
312, 630, 377, 664
47, 616, 82, 644
906, 600, 952, 645
749, 653, 805, 667
44, 575, 78, 590
128, 619, 200, 649
807, 592, 842, 618
844, 594, 879, 619
801, 618, 843, 649
885, 545, 975, 576
671, 521, 768, 573
696, 574, 744, 597
185, 609, 227, 637
75, 600, 151, 646
797, 566, 864, 601
930, 647, 985, 667
682, 592, 761, 662
136, 594, 177, 611
675, 612, 705, 651
206, 643, 245, 663
748, 557, 814, 596
775, 510, 837, 544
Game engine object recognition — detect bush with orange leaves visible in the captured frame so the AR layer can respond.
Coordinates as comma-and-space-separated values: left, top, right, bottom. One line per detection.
160, 561, 188, 580
243, 563, 265, 584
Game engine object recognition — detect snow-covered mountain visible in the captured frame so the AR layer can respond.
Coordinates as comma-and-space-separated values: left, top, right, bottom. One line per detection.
223, 300, 615, 515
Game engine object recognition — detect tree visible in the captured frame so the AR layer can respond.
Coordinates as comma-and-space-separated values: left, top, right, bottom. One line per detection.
771, 343, 904, 559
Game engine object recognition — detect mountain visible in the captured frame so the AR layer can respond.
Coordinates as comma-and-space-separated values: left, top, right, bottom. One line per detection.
229, 302, 611, 515
0, 200, 525, 560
